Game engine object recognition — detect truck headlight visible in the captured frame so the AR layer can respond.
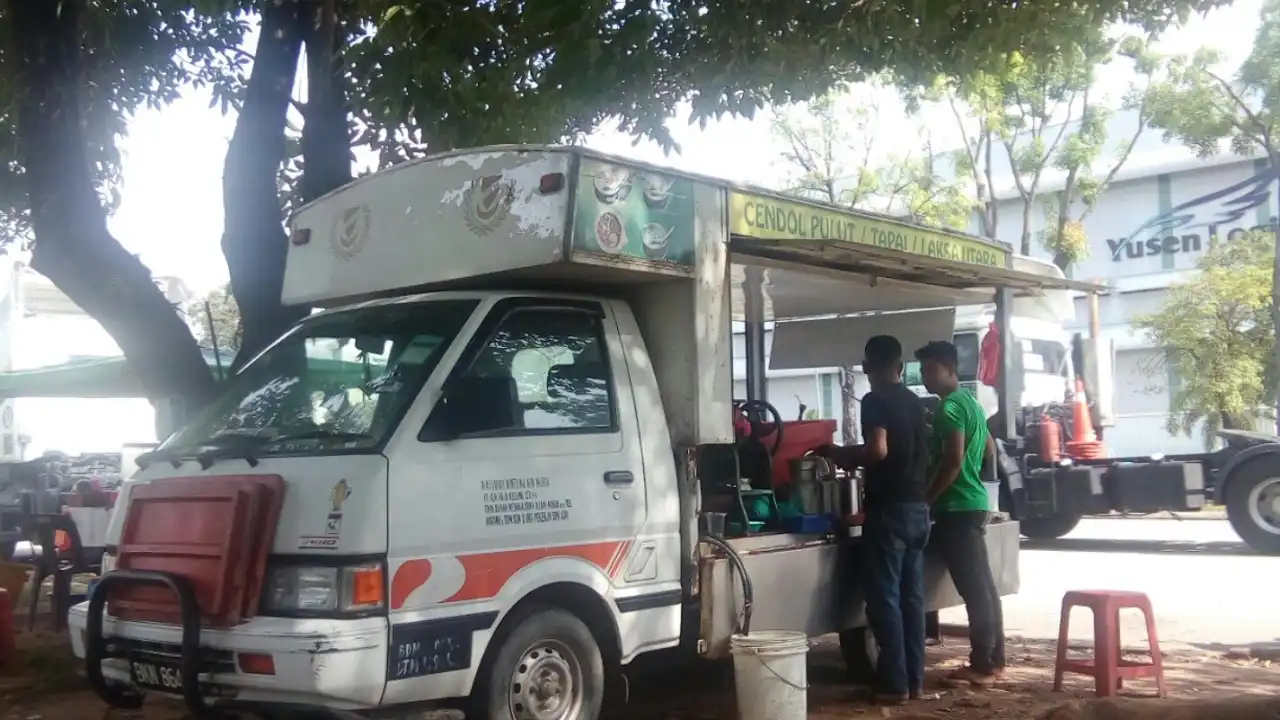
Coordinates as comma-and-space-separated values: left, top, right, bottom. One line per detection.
263, 561, 385, 616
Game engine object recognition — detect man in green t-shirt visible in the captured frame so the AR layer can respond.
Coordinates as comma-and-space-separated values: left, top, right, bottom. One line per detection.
915, 340, 1005, 688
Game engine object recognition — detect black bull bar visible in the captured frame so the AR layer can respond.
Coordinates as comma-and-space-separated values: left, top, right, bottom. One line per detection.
84, 569, 211, 716
84, 570, 372, 719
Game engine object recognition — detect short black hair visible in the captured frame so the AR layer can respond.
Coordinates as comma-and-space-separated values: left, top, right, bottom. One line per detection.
863, 335, 902, 371
915, 340, 959, 369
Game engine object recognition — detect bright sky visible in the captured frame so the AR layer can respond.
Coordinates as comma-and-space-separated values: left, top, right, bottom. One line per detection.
106, 0, 1262, 297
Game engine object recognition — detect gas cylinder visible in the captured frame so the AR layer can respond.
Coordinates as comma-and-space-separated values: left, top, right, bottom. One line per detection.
1039, 415, 1062, 462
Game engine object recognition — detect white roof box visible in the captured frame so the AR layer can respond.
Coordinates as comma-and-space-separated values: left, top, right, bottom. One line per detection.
284, 148, 576, 306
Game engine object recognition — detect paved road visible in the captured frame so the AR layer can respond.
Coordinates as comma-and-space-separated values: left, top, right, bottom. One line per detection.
940, 517, 1279, 657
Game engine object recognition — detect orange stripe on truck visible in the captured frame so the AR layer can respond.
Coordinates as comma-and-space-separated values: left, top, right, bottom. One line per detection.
389, 541, 624, 609
390, 559, 433, 610
607, 540, 633, 578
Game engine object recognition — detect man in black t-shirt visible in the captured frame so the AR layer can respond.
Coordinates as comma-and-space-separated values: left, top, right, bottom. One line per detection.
817, 335, 931, 704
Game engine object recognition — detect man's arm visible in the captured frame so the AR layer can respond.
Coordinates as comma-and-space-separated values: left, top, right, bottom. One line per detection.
983, 433, 998, 481
926, 430, 965, 504
925, 401, 966, 503
820, 393, 888, 471
827, 429, 887, 470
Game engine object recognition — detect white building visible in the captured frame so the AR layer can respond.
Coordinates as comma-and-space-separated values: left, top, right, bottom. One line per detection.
976, 108, 1274, 456
0, 261, 193, 460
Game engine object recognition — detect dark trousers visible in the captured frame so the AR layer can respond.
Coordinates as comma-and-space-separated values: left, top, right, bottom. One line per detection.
932, 511, 1005, 673
863, 502, 931, 695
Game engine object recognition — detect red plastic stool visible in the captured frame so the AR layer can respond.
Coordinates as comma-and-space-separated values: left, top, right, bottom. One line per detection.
0, 588, 13, 669
1053, 590, 1166, 698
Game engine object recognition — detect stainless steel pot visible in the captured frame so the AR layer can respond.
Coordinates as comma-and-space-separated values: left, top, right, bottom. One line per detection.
789, 455, 836, 516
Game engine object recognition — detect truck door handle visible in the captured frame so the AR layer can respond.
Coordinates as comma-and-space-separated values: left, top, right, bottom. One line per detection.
603, 471, 634, 486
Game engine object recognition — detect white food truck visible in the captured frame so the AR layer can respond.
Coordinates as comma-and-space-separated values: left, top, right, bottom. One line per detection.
70, 146, 1096, 720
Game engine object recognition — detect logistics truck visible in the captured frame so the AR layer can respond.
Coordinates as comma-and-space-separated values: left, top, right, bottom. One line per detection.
70, 146, 1094, 720
989, 378, 1280, 552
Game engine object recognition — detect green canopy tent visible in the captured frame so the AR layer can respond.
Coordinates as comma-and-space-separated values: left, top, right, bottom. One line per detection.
0, 351, 383, 399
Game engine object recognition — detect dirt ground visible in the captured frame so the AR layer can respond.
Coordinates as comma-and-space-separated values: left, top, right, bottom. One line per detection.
1, 627, 1277, 719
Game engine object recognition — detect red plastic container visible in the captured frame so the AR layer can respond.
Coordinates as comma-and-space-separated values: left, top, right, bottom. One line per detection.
113, 474, 284, 627
755, 419, 838, 488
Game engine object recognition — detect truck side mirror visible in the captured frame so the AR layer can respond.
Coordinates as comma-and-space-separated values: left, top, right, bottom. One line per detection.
420, 377, 522, 441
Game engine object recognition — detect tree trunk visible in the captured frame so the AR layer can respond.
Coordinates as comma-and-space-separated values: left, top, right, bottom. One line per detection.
1221, 410, 1248, 431
223, 0, 309, 372
1271, 157, 1280, 431
982, 130, 998, 240
299, 0, 354, 204
839, 366, 857, 445
1051, 179, 1076, 271
1020, 198, 1033, 256
6, 0, 215, 406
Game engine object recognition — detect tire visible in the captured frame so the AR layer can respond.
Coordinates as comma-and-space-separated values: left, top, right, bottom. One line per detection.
1225, 460, 1280, 555
838, 626, 877, 684
471, 606, 605, 720
1019, 514, 1081, 540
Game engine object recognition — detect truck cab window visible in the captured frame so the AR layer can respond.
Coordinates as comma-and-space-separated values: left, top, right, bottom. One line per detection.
953, 332, 979, 382
466, 309, 616, 433
903, 332, 980, 385
1023, 338, 1069, 376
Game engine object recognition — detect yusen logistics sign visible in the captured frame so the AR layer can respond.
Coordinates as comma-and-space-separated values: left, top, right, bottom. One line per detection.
728, 192, 1007, 268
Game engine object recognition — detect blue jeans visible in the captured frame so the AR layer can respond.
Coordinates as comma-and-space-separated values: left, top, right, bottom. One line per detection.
863, 501, 931, 695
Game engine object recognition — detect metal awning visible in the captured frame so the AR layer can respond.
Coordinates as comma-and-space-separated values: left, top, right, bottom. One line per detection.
728, 262, 992, 323
724, 188, 1106, 295
731, 236, 1106, 294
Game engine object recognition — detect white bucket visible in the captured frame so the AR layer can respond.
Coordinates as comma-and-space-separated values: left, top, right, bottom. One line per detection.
729, 631, 808, 720
983, 480, 1001, 513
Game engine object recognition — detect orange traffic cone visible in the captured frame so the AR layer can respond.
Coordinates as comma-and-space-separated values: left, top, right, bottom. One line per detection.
1065, 380, 1105, 460
1071, 380, 1096, 443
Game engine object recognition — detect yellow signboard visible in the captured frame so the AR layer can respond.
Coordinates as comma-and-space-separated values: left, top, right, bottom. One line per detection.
728, 192, 1008, 268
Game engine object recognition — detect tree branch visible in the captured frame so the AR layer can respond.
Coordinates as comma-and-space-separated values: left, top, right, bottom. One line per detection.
1041, 93, 1078, 168
1079, 99, 1147, 225
1001, 136, 1030, 198
6, 0, 215, 404
1206, 69, 1270, 142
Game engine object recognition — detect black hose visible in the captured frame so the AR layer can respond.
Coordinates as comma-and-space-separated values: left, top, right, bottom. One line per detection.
732, 442, 750, 532
700, 532, 754, 636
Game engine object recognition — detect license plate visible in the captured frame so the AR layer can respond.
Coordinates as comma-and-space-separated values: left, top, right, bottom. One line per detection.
131, 658, 184, 693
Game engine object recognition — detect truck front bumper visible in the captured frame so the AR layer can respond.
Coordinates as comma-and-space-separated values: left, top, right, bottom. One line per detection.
68, 601, 388, 715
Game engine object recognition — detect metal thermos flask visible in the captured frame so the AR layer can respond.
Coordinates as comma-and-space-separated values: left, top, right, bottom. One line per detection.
840, 470, 864, 539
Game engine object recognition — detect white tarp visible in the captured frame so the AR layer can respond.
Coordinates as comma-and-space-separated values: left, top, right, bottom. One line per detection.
768, 308, 957, 370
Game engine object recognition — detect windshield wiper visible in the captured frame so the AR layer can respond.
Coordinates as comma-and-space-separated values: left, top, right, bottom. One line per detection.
138, 430, 368, 473
137, 431, 270, 471
270, 429, 373, 443
194, 431, 273, 470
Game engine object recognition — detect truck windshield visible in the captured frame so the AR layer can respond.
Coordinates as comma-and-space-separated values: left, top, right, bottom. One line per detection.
159, 299, 478, 458
903, 332, 980, 385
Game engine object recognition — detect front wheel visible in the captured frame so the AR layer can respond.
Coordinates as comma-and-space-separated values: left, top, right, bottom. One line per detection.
1019, 513, 1081, 540
1225, 461, 1280, 555
473, 607, 605, 720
